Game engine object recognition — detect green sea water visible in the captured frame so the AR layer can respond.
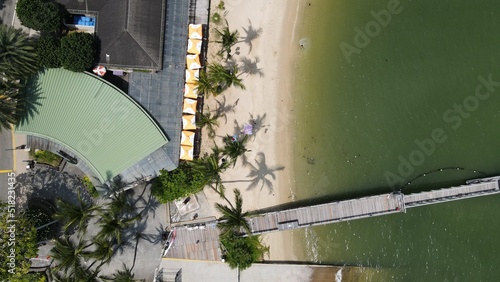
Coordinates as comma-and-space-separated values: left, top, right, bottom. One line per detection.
292, 0, 500, 280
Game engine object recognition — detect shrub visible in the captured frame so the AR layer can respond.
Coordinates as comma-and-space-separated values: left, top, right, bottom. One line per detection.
60, 32, 95, 72
82, 176, 99, 198
151, 163, 206, 203
30, 149, 62, 167
220, 232, 269, 270
36, 35, 61, 68
211, 12, 222, 24
16, 0, 62, 32
0, 203, 38, 281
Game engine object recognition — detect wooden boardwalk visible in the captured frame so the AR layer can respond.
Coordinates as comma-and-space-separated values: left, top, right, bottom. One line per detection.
162, 177, 500, 261
404, 181, 499, 208
248, 178, 500, 235
164, 223, 222, 261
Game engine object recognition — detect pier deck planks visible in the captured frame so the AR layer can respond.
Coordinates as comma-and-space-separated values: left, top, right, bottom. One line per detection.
248, 180, 500, 235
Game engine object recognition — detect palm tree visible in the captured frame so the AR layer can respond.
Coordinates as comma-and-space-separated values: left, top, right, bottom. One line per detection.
96, 211, 140, 246
207, 63, 245, 94
0, 86, 19, 131
53, 191, 101, 235
189, 151, 230, 197
215, 189, 252, 236
214, 22, 239, 59
107, 191, 137, 217
223, 134, 249, 166
101, 263, 139, 282
86, 238, 114, 271
50, 237, 92, 277
51, 267, 101, 282
195, 69, 215, 96
0, 24, 38, 81
196, 109, 220, 138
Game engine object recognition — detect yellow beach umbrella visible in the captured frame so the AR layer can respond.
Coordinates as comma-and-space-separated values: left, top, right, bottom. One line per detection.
182, 114, 196, 130
180, 145, 194, 161
184, 83, 198, 99
186, 54, 201, 70
181, 131, 195, 147
185, 69, 199, 83
187, 38, 202, 54
188, 24, 203, 39
182, 98, 197, 115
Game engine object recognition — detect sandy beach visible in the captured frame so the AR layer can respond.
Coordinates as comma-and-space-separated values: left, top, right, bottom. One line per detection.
201, 0, 307, 261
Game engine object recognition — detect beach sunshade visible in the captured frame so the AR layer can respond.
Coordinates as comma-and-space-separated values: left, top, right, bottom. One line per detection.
182, 98, 197, 115
186, 54, 202, 70
187, 38, 202, 54
181, 131, 195, 146
242, 123, 253, 135
180, 145, 194, 161
184, 83, 198, 99
188, 24, 203, 39
182, 114, 196, 130
185, 69, 199, 83
93, 66, 106, 77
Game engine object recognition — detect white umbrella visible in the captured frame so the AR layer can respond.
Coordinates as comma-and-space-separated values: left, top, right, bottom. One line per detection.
182, 98, 197, 115
188, 24, 203, 39
187, 38, 202, 54
180, 145, 194, 160
184, 83, 198, 99
182, 114, 196, 130
181, 131, 195, 146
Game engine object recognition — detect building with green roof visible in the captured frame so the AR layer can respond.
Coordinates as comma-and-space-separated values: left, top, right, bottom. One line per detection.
16, 69, 169, 183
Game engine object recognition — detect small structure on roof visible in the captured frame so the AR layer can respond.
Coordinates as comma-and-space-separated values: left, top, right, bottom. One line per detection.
57, 0, 166, 70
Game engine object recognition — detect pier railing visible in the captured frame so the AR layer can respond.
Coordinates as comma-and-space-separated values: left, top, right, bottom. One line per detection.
247, 178, 500, 235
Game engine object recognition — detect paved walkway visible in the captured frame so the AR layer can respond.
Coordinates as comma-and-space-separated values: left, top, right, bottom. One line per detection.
155, 259, 342, 282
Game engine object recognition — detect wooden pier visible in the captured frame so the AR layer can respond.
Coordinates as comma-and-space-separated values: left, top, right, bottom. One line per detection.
248, 178, 500, 235
163, 177, 500, 262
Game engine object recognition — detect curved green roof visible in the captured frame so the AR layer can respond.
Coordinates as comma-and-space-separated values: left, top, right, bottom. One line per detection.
16, 68, 168, 182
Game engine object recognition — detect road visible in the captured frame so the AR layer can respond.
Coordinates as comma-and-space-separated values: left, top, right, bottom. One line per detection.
0, 128, 14, 201
0, 0, 16, 26
0, 0, 17, 202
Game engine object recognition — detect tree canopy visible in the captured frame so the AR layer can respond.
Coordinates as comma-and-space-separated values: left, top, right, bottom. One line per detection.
220, 232, 268, 270
60, 32, 95, 72
16, 0, 62, 32
0, 24, 38, 81
151, 162, 206, 203
0, 203, 38, 281
215, 189, 251, 236
36, 35, 61, 68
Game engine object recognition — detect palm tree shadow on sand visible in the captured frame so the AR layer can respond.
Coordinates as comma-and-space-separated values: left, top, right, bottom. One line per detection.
224, 152, 285, 194
240, 19, 263, 54
239, 56, 264, 77
214, 95, 237, 124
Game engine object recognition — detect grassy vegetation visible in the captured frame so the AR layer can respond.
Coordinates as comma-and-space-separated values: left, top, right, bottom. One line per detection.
82, 176, 99, 198
211, 12, 222, 24
30, 149, 62, 167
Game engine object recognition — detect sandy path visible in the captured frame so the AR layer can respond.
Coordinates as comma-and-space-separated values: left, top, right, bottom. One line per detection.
201, 0, 307, 261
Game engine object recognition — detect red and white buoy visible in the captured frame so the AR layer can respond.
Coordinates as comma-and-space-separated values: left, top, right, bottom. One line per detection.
93, 65, 107, 77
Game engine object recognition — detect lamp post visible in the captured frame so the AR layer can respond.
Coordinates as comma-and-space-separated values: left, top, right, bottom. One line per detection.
4, 145, 30, 151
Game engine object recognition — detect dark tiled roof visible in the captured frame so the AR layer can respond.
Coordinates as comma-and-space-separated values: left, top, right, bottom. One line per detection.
126, 0, 190, 178
58, 0, 165, 70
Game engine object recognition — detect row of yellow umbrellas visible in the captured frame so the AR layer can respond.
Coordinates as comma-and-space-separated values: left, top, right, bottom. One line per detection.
180, 25, 204, 161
